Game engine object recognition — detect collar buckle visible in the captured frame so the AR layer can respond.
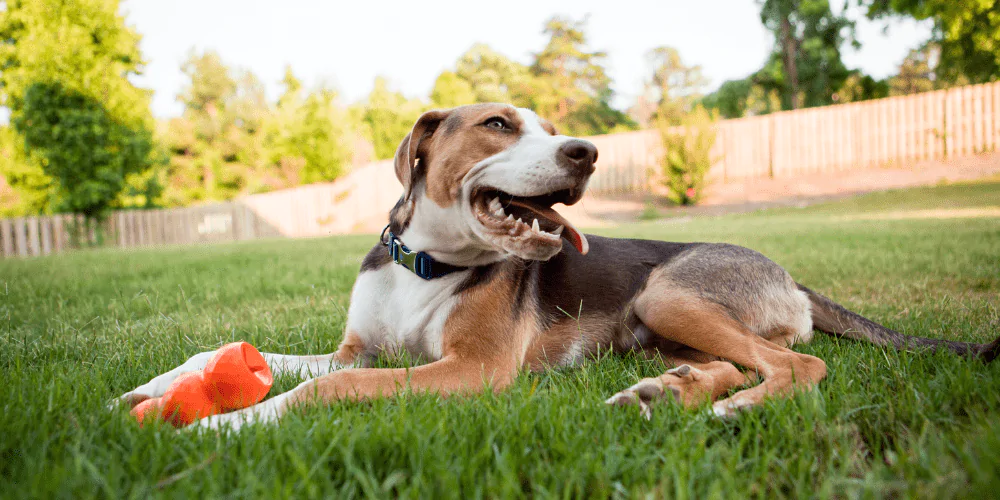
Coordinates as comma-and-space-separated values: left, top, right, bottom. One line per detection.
388, 232, 436, 280
381, 224, 467, 280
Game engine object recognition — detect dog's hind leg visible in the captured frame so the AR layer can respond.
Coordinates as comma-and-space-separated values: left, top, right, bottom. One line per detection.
607, 348, 755, 419
610, 285, 827, 418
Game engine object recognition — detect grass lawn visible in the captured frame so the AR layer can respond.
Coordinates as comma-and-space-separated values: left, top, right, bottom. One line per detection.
2, 181, 998, 498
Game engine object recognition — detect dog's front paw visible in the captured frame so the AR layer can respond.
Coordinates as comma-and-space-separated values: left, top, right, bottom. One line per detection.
108, 391, 153, 412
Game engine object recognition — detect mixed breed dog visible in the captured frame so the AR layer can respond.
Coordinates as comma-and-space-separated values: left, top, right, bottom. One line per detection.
117, 103, 1000, 429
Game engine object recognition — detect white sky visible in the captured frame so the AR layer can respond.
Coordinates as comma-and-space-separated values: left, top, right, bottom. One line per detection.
8, 0, 935, 121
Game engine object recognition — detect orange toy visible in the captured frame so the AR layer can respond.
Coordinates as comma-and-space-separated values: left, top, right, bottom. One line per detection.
131, 342, 273, 427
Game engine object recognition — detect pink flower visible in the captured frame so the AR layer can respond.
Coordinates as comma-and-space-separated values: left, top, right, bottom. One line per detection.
686, 187, 696, 198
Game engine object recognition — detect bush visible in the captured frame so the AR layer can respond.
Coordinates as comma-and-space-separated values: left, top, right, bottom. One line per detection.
656, 105, 718, 205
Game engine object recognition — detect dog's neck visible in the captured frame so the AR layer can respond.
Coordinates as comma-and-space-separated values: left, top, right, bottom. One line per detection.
389, 187, 507, 268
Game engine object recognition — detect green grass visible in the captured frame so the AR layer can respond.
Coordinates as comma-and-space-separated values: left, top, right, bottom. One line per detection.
2, 182, 999, 498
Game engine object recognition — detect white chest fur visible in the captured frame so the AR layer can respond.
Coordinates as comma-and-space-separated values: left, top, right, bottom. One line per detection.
345, 262, 466, 362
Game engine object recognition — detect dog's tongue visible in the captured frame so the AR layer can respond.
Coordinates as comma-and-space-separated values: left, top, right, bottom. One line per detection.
508, 199, 589, 255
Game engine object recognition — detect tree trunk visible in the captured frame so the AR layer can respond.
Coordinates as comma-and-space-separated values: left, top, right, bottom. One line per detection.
780, 16, 800, 110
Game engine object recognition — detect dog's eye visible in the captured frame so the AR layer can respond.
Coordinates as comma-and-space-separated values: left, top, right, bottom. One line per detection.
483, 117, 509, 131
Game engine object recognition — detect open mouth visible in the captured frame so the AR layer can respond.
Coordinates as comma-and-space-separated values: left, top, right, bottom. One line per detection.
472, 187, 589, 254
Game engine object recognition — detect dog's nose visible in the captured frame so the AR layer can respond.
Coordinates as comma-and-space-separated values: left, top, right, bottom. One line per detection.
557, 140, 598, 176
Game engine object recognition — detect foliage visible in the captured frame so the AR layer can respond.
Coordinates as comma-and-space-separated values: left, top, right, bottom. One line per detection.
266, 72, 352, 185
163, 50, 241, 204
635, 46, 709, 127
429, 71, 477, 108
430, 18, 636, 136
836, 71, 890, 102
356, 77, 426, 161
701, 77, 785, 118
703, 0, 861, 118
454, 44, 539, 106
862, 0, 1000, 84
883, 43, 968, 96
656, 105, 718, 206
13, 82, 155, 218
161, 57, 355, 205
757, 0, 858, 110
530, 16, 636, 136
0, 125, 54, 216
0, 0, 158, 217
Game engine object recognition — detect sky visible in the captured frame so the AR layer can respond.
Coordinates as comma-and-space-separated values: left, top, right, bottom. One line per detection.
34, 0, 939, 119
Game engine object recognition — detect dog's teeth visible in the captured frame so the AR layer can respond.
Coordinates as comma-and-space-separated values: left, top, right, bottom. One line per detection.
553, 225, 564, 236
505, 214, 514, 222
489, 197, 502, 211
532, 219, 540, 232
492, 206, 505, 217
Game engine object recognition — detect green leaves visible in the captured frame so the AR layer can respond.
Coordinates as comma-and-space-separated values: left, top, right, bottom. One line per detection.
13, 81, 154, 218
429, 18, 637, 137
0, 0, 157, 218
656, 106, 718, 206
863, 0, 1000, 84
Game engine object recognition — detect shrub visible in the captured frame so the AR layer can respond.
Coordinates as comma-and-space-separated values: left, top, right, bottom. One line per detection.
655, 105, 719, 205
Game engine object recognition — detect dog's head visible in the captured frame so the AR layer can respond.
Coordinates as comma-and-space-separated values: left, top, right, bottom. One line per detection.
390, 103, 597, 266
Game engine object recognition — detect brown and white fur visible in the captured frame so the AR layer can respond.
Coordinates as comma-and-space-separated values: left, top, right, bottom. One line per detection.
116, 103, 1000, 429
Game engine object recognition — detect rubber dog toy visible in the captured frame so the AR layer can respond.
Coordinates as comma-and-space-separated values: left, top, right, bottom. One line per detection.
131, 342, 273, 427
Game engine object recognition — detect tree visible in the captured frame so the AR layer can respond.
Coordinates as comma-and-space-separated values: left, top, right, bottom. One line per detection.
13, 82, 154, 218
639, 46, 709, 126
429, 71, 477, 108
167, 50, 239, 202
530, 16, 635, 135
862, 0, 999, 84
454, 44, 538, 106
888, 44, 938, 95
757, 0, 858, 110
266, 70, 353, 185
0, 0, 158, 218
836, 71, 889, 102
357, 77, 426, 160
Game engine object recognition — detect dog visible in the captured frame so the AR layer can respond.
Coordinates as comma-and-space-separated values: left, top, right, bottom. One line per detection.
117, 103, 1000, 429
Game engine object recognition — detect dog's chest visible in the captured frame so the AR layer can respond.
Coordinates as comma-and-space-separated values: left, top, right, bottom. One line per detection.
345, 263, 464, 361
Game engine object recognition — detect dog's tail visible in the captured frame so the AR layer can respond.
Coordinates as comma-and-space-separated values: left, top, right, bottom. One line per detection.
797, 283, 1000, 363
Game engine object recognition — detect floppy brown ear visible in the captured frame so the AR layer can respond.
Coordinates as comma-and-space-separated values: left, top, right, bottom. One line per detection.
394, 109, 449, 198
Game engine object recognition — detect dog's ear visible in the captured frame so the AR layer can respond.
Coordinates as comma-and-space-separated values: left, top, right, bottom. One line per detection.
394, 109, 449, 198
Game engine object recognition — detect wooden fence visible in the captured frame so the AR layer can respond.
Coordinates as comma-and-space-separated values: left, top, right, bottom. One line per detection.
586, 82, 1000, 194
2, 82, 999, 258
0, 202, 282, 258
0, 160, 401, 258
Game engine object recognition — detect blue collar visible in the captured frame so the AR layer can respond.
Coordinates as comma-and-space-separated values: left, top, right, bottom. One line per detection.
381, 225, 469, 280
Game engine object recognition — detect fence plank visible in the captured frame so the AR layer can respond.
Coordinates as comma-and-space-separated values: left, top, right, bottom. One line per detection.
40, 218, 52, 255
1, 219, 12, 257
14, 218, 28, 257
993, 82, 1000, 151
973, 84, 984, 154
988, 83, 995, 150
27, 217, 40, 257
52, 216, 62, 252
